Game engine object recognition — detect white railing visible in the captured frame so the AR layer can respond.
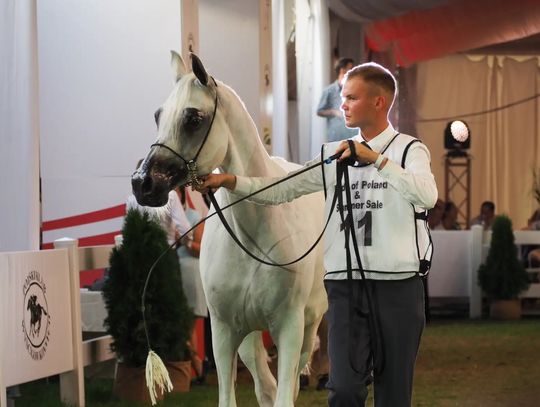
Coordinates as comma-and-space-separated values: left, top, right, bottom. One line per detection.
430, 226, 540, 318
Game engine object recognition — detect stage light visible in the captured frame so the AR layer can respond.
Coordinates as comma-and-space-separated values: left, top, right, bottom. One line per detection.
444, 120, 470, 156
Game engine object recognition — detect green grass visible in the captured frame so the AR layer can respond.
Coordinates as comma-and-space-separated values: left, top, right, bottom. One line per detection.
14, 319, 540, 406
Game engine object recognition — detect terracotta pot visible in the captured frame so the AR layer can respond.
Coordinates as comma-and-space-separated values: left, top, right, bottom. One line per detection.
489, 299, 521, 320
113, 362, 165, 404
166, 360, 192, 393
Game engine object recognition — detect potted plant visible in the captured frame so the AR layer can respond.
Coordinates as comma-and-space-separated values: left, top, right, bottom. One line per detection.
103, 209, 194, 403
478, 215, 530, 320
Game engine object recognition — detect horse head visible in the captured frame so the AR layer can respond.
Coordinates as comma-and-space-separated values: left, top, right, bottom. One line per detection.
132, 52, 228, 206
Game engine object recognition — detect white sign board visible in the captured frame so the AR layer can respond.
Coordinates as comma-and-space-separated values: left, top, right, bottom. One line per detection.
0, 249, 74, 387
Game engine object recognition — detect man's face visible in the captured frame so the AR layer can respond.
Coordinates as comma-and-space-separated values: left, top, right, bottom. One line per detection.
340, 76, 378, 129
481, 205, 494, 220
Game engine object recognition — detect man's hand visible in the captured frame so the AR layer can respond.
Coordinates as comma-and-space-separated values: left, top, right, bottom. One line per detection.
194, 173, 236, 194
335, 140, 379, 164
317, 109, 342, 118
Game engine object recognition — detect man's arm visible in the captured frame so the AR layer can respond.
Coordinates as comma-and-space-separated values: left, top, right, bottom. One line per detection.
377, 143, 438, 209
199, 156, 325, 205
317, 108, 342, 118
335, 140, 437, 209
316, 87, 341, 118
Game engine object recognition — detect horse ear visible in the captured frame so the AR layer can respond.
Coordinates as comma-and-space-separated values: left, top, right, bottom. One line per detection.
190, 53, 209, 86
171, 50, 188, 82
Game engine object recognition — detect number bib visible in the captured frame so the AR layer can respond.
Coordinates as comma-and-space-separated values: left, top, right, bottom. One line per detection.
321, 135, 429, 280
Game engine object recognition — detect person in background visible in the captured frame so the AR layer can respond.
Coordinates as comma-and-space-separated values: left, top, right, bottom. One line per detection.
520, 208, 540, 267
176, 186, 208, 383
428, 199, 444, 229
317, 57, 358, 142
523, 208, 540, 230
470, 201, 495, 230
441, 201, 461, 230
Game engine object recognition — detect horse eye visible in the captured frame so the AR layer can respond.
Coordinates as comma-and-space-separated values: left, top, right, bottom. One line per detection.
154, 108, 163, 128
183, 110, 204, 131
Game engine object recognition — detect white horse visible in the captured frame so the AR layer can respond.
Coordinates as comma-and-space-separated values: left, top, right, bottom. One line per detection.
132, 52, 327, 407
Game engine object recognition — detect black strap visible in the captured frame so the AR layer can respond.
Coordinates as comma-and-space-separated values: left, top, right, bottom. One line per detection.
401, 138, 420, 169
321, 144, 327, 199
381, 133, 401, 155
192, 78, 219, 162
336, 162, 385, 376
415, 211, 428, 221
207, 186, 338, 268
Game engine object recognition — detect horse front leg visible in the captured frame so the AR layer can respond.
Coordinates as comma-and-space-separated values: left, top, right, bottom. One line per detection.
238, 331, 277, 407
211, 315, 243, 407
294, 314, 323, 400
271, 310, 304, 407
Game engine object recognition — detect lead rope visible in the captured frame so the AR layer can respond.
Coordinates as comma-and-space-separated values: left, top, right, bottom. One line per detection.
339, 162, 385, 377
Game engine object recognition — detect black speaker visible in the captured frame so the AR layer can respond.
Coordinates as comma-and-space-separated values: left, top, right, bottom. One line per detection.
444, 120, 470, 150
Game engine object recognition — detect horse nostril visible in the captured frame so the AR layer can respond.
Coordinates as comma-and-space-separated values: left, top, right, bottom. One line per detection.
141, 175, 153, 195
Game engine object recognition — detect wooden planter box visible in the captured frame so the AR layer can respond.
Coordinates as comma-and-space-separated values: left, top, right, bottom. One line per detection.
489, 299, 521, 320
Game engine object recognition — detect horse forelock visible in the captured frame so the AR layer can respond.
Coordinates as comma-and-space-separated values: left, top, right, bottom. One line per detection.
158, 75, 217, 144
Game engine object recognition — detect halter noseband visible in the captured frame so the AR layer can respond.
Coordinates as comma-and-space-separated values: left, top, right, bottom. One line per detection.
150, 77, 219, 187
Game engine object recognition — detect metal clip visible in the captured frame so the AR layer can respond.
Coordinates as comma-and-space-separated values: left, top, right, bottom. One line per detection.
187, 160, 203, 187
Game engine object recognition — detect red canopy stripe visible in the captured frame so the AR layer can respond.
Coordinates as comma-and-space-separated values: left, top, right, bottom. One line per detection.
42, 204, 126, 231
365, 0, 540, 66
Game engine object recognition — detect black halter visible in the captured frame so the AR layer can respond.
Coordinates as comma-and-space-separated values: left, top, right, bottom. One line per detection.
150, 77, 219, 187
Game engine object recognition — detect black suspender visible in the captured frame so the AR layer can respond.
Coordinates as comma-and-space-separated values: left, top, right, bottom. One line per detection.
401, 138, 433, 276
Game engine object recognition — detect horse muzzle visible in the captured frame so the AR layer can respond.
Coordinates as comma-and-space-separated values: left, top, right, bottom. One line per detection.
131, 170, 172, 207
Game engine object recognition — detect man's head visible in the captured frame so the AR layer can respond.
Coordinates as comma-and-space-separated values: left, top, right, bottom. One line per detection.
335, 58, 354, 82
480, 201, 495, 220
340, 62, 397, 130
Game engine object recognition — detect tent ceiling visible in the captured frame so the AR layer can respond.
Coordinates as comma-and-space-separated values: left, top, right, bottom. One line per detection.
328, 0, 449, 22
329, 0, 540, 66
469, 33, 540, 55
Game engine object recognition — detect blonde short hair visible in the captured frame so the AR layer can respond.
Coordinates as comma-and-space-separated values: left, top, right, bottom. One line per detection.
344, 62, 396, 100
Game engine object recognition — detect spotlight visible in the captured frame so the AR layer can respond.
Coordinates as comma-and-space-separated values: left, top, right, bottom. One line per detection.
444, 120, 470, 157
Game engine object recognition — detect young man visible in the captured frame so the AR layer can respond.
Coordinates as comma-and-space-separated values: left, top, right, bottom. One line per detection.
317, 57, 358, 142
199, 62, 437, 407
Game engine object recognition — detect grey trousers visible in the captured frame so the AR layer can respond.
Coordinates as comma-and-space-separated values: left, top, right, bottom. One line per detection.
325, 276, 425, 407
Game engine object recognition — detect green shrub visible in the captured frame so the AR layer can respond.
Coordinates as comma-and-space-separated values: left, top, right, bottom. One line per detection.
103, 209, 194, 367
478, 215, 530, 300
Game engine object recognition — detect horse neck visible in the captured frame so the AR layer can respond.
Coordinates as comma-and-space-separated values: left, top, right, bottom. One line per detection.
218, 86, 278, 177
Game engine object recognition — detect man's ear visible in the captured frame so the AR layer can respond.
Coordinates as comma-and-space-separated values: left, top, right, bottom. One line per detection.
374, 95, 386, 111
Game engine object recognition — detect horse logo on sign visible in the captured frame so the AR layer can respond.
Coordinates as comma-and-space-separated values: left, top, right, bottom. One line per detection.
22, 270, 51, 360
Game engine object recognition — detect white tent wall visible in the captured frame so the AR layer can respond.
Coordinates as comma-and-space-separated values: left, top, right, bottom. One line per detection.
37, 0, 182, 246
272, 0, 289, 159
416, 54, 540, 228
198, 0, 261, 139
0, 0, 40, 252
295, 0, 330, 163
